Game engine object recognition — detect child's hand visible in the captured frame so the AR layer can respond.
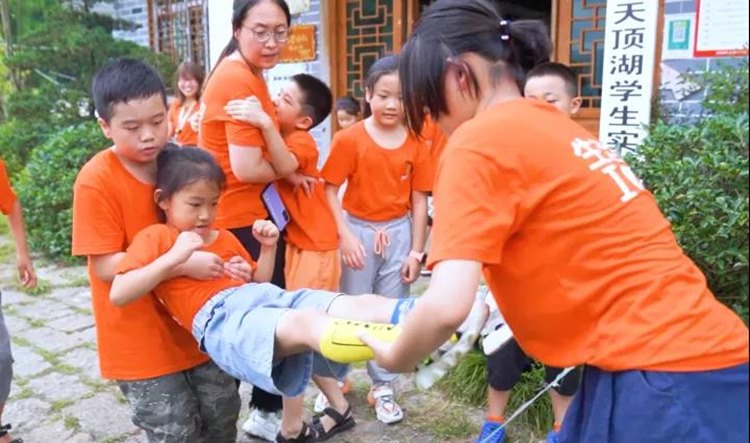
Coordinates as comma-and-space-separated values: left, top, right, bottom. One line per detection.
401, 256, 422, 284
16, 254, 37, 288
224, 256, 253, 282
225, 96, 273, 129
252, 220, 280, 247
169, 231, 205, 265
285, 173, 324, 198
182, 251, 225, 280
341, 231, 366, 270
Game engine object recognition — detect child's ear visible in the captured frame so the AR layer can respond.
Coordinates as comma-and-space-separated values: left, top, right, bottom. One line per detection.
295, 115, 314, 131
97, 117, 113, 139
154, 189, 168, 210
570, 96, 583, 115
364, 88, 373, 103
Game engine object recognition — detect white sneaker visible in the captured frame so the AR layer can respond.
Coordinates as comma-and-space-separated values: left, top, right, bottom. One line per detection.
242, 409, 281, 441
367, 385, 404, 424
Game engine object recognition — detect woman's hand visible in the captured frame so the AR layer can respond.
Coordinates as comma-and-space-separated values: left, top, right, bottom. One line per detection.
341, 230, 366, 270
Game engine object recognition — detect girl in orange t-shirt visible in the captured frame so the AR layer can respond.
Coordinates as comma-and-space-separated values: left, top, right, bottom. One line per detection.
168, 61, 204, 146
360, 1, 749, 442
321, 55, 431, 425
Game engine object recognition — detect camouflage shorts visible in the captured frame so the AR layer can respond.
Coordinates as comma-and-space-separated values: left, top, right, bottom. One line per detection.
118, 360, 240, 443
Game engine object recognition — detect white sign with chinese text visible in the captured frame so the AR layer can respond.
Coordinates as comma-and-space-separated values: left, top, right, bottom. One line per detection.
600, 0, 660, 155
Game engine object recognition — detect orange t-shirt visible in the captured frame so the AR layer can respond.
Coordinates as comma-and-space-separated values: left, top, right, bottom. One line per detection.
117, 225, 255, 329
278, 131, 338, 251
71, 149, 208, 380
0, 159, 17, 215
420, 116, 449, 184
428, 99, 749, 372
199, 58, 278, 229
321, 121, 432, 221
168, 99, 200, 146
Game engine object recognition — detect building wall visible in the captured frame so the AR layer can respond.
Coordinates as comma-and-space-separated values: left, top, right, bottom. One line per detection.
102, 0, 151, 48
660, 0, 746, 122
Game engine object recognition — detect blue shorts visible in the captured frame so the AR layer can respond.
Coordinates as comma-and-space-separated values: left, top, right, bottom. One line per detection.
559, 363, 749, 443
191, 283, 348, 397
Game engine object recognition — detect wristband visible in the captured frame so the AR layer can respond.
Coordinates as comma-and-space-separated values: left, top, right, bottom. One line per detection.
408, 250, 425, 262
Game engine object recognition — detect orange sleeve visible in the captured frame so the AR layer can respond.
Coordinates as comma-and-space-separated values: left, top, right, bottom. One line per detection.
411, 142, 433, 193
287, 133, 318, 174
225, 76, 271, 147
427, 147, 524, 268
0, 160, 17, 215
226, 119, 266, 147
116, 225, 172, 274
321, 132, 357, 186
71, 180, 127, 256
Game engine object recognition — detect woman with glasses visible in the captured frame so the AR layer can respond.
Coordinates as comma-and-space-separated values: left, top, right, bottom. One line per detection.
198, 1, 316, 441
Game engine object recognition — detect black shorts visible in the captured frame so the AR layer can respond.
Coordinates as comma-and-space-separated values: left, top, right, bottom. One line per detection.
486, 338, 581, 396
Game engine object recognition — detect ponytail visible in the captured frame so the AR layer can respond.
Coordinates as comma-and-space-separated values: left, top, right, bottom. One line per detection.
400, 0, 551, 136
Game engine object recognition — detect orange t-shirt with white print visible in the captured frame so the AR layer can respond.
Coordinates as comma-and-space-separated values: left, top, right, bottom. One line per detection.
278, 130, 338, 251
117, 225, 255, 329
168, 99, 200, 146
321, 121, 432, 221
0, 159, 17, 215
428, 99, 749, 372
71, 148, 208, 380
199, 58, 278, 229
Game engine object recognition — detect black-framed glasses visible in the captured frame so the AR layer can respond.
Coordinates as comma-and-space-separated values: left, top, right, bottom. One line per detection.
243, 26, 290, 43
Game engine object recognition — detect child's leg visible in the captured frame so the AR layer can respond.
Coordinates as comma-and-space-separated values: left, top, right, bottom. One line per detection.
339, 216, 380, 296
485, 338, 530, 420
183, 360, 241, 442
279, 395, 309, 439
544, 365, 581, 430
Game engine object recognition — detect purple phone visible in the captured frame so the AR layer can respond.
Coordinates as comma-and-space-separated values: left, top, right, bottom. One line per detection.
261, 183, 290, 231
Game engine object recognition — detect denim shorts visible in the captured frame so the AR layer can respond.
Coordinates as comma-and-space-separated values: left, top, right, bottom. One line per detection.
191, 282, 347, 397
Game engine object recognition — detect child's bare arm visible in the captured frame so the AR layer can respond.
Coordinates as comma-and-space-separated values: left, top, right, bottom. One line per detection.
325, 183, 365, 269
225, 97, 299, 177
6, 199, 36, 288
110, 232, 204, 306
402, 190, 429, 283
250, 220, 279, 283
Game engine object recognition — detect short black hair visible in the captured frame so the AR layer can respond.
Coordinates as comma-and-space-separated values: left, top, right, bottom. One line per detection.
400, 0, 551, 136
364, 55, 400, 118
92, 58, 167, 123
155, 145, 226, 222
335, 96, 361, 116
292, 73, 333, 129
526, 62, 578, 97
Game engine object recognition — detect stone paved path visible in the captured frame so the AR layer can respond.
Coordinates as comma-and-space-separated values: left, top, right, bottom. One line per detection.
0, 235, 499, 443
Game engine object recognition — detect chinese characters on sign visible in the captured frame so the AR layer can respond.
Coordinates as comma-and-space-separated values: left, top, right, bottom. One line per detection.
280, 24, 317, 63
600, 0, 659, 155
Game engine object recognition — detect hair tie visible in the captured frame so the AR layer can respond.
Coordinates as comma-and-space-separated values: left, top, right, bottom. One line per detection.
499, 19, 511, 41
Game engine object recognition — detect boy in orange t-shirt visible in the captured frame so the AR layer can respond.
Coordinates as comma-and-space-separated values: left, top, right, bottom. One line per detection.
225, 74, 357, 439
0, 158, 36, 443
71, 59, 239, 441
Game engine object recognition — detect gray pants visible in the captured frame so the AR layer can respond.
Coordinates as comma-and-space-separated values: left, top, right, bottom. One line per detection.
341, 214, 412, 384
118, 360, 240, 443
0, 292, 12, 404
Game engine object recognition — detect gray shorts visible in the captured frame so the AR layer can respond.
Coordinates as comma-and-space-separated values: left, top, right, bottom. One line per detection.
117, 360, 239, 443
0, 291, 13, 403
192, 282, 347, 397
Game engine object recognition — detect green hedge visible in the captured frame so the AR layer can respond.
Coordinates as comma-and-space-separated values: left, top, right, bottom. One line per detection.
16, 122, 108, 263
628, 60, 749, 322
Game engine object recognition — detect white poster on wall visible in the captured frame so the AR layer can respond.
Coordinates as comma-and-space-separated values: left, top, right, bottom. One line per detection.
599, 0, 660, 155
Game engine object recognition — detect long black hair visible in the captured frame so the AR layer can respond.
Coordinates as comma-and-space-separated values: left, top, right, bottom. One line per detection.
216, 0, 292, 66
400, 0, 551, 135
155, 145, 226, 222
